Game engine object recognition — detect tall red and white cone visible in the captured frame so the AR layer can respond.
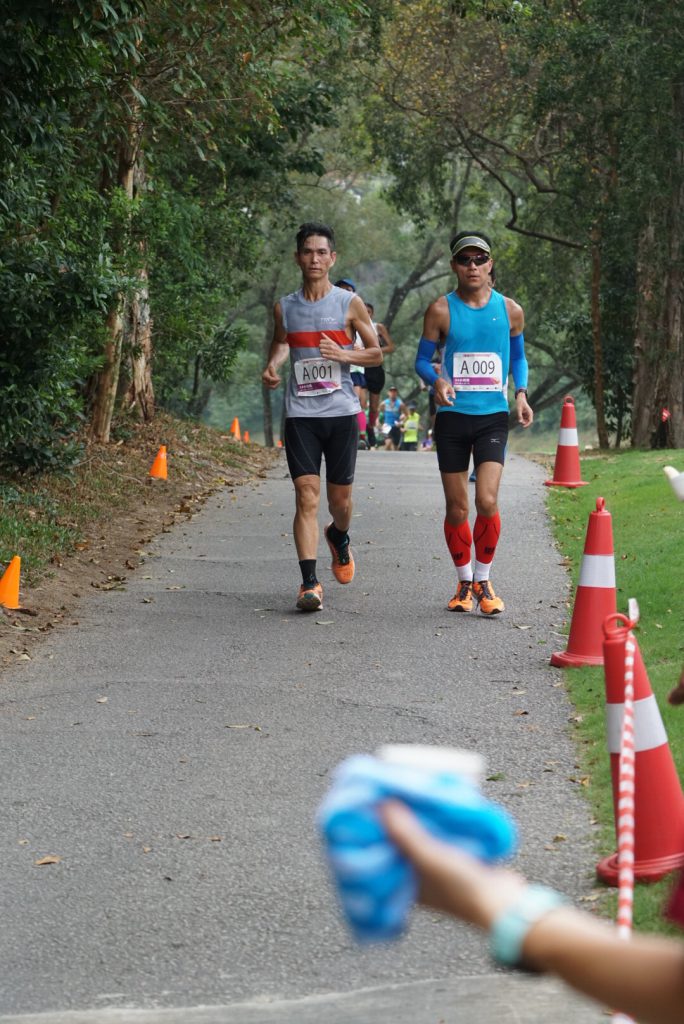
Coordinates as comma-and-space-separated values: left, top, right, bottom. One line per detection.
597, 613, 684, 884
550, 497, 617, 667
545, 395, 588, 488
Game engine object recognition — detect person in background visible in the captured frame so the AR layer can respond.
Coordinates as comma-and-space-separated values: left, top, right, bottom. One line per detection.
380, 385, 405, 451
364, 302, 396, 448
335, 278, 368, 415
400, 404, 420, 451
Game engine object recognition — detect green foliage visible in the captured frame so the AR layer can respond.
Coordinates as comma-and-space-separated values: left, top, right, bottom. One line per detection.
361, 0, 684, 444
0, 165, 117, 472
0, 0, 384, 469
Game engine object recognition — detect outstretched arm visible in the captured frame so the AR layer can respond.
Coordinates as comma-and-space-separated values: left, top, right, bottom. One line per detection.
506, 297, 533, 427
415, 298, 454, 407
376, 322, 396, 355
382, 801, 684, 1024
262, 303, 289, 389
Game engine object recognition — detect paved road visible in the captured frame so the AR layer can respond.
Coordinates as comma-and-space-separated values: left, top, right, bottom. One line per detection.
0, 451, 603, 1022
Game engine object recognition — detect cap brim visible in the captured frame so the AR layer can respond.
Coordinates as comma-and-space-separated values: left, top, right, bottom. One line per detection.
451, 235, 491, 257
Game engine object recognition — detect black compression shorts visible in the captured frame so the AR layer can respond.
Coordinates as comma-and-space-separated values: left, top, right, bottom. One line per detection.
433, 410, 508, 474
364, 365, 385, 394
284, 415, 359, 485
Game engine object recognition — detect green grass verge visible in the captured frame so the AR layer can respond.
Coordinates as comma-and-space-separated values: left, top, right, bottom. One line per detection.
547, 448, 684, 935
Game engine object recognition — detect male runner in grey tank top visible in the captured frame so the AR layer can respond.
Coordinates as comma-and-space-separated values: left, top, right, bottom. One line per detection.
262, 222, 382, 611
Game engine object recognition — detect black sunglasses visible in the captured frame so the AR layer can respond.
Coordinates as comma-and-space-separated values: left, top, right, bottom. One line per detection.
453, 252, 491, 266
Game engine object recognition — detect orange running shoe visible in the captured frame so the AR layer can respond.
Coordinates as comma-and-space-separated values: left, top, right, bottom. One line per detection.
472, 579, 504, 616
324, 524, 355, 584
447, 580, 473, 612
296, 582, 323, 612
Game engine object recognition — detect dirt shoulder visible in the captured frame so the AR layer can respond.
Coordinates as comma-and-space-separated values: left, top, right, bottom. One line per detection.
0, 415, 278, 674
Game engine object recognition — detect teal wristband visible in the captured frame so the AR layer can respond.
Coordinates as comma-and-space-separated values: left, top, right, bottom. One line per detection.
490, 884, 566, 968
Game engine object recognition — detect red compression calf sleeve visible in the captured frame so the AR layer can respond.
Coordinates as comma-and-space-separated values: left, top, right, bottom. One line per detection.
473, 512, 501, 565
444, 519, 472, 567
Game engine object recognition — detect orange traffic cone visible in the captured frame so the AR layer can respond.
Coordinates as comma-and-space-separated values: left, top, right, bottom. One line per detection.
0, 555, 21, 609
243, 429, 250, 443
550, 497, 617, 667
545, 396, 588, 488
597, 613, 684, 884
230, 417, 241, 441
149, 445, 168, 480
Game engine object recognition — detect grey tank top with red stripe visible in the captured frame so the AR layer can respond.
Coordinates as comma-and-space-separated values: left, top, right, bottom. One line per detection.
281, 285, 361, 418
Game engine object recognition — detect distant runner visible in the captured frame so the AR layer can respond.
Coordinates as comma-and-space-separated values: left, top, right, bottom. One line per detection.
262, 223, 382, 612
364, 302, 396, 448
380, 386, 405, 451
414, 230, 533, 615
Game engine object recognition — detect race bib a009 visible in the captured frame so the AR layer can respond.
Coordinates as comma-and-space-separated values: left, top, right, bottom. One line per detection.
452, 352, 503, 392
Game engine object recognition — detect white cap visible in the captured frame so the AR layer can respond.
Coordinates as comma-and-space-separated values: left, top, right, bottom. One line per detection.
376, 744, 485, 784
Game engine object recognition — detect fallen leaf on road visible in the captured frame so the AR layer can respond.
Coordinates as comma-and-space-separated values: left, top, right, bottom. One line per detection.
176, 833, 191, 839
208, 836, 222, 842
142, 847, 152, 854
514, 624, 532, 630
225, 723, 261, 731
513, 710, 529, 716
315, 620, 334, 626
553, 833, 567, 842
35, 855, 61, 866
96, 696, 108, 704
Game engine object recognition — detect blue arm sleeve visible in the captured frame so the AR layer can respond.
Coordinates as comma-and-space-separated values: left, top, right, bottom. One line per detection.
510, 333, 528, 391
415, 337, 440, 386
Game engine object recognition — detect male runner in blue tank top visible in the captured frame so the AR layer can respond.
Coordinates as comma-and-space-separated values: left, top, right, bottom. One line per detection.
414, 231, 533, 615
262, 223, 382, 612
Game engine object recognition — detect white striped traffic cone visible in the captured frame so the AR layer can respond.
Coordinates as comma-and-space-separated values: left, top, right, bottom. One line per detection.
597, 613, 684, 884
544, 395, 588, 488
550, 497, 617, 668
664, 466, 684, 501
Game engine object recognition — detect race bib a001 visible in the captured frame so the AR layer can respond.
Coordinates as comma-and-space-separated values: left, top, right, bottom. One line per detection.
294, 358, 342, 397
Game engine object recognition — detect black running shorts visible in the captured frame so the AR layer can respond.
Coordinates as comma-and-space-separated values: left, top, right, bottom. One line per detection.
284, 415, 359, 485
364, 365, 385, 395
433, 410, 508, 474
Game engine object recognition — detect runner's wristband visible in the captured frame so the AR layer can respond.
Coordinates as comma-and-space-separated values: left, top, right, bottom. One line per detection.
489, 884, 566, 969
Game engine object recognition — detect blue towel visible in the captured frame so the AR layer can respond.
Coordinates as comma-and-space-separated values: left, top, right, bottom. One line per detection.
318, 754, 517, 942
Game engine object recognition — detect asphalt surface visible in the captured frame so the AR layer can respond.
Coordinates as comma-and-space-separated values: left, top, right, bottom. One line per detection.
0, 450, 604, 1022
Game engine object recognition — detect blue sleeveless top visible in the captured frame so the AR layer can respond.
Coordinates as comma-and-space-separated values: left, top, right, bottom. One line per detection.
437, 289, 511, 416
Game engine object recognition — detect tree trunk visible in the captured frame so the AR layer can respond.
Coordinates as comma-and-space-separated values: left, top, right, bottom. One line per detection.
590, 229, 609, 448
632, 84, 684, 448
124, 160, 154, 421
89, 306, 124, 442
124, 261, 154, 421
90, 87, 144, 442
